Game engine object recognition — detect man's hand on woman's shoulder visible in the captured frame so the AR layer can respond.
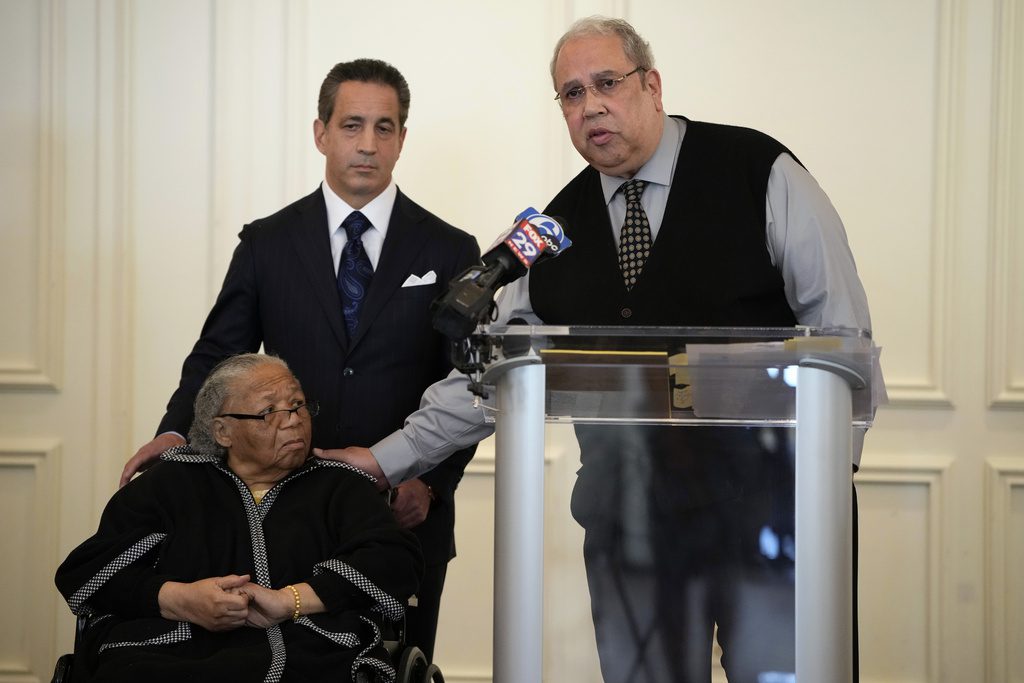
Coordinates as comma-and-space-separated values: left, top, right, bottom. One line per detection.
314, 446, 390, 491
120, 432, 187, 487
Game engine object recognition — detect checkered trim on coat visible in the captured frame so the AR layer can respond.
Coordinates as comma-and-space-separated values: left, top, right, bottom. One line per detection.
67, 532, 167, 615
294, 616, 360, 648
314, 457, 378, 486
263, 623, 287, 683
161, 446, 219, 465
98, 621, 191, 653
312, 560, 405, 622
350, 616, 395, 683
210, 456, 294, 682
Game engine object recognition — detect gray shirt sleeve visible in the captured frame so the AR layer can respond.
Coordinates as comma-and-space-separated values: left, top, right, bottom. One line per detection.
374, 153, 878, 483
371, 370, 493, 484
766, 153, 879, 465
765, 153, 872, 331
371, 278, 537, 484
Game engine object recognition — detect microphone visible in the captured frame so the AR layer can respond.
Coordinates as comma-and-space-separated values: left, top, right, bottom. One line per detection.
431, 209, 571, 340
493, 208, 572, 282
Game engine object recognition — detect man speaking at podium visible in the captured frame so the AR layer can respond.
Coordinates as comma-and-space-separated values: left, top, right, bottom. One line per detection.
329, 17, 876, 683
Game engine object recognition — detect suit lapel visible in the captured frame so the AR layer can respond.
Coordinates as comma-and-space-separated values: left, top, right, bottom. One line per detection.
347, 189, 432, 349
290, 188, 349, 351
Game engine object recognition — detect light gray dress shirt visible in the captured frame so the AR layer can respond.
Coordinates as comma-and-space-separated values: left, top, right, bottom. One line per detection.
373, 115, 875, 483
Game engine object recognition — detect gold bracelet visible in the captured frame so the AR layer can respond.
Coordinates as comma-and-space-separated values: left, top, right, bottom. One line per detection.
285, 584, 301, 620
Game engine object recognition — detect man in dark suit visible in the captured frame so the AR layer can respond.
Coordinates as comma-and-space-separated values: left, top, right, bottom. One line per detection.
119, 58, 480, 662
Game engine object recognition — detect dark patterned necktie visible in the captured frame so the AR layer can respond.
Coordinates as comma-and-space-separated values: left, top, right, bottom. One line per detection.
618, 179, 652, 290
337, 211, 374, 337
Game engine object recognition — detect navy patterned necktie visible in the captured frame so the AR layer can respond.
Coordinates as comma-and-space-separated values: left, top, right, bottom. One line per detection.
617, 179, 652, 290
337, 211, 374, 337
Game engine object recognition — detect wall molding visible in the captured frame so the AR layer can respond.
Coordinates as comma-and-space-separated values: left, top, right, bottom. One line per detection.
465, 447, 497, 476
283, 0, 309, 203
987, 0, 1024, 409
0, 0, 64, 392
880, 0, 960, 407
0, 439, 61, 683
90, 0, 135, 488
856, 452, 952, 681
984, 455, 1024, 682
208, 0, 312, 291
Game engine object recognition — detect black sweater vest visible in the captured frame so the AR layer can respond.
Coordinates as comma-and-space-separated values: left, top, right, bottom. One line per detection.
532, 118, 798, 328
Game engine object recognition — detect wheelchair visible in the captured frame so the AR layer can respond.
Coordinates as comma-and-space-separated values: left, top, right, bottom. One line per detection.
52, 614, 444, 683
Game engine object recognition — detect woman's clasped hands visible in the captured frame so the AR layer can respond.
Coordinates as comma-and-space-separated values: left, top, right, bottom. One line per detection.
157, 575, 315, 631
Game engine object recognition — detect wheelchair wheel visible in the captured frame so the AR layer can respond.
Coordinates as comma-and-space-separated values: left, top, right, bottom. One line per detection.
395, 646, 428, 683
51, 654, 74, 683
424, 662, 444, 682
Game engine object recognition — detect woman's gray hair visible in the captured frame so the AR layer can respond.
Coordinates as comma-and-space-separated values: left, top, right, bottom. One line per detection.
188, 353, 291, 457
549, 16, 655, 89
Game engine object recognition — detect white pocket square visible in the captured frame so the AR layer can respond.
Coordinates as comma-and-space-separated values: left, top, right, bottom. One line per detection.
401, 270, 437, 287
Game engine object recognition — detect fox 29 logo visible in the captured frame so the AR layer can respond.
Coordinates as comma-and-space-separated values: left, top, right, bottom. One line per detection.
504, 220, 547, 267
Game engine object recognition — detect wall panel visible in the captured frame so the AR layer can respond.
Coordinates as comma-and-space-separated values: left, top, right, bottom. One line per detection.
0, 0, 63, 391
988, 0, 1024, 408
0, 440, 60, 683
856, 455, 950, 683
127, 0, 217, 447
985, 457, 1024, 682
634, 0, 956, 406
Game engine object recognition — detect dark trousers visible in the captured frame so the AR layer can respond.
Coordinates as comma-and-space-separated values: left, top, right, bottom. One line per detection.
571, 426, 859, 683
402, 560, 449, 662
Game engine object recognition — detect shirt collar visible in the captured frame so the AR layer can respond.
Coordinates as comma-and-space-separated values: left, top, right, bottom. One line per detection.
599, 113, 682, 204
321, 179, 398, 237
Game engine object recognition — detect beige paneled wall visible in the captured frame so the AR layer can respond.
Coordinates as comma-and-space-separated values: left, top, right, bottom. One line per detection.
128, 0, 217, 449
1, 0, 1021, 681
639, 0, 952, 405
989, 0, 1024, 409
0, 0, 62, 392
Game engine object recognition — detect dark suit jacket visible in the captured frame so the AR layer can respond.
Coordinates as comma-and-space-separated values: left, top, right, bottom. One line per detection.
158, 186, 480, 564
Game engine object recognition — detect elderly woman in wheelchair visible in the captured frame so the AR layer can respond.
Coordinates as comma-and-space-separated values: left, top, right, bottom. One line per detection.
55, 353, 423, 682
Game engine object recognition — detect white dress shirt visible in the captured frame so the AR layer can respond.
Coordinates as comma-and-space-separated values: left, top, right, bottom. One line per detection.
322, 179, 399, 273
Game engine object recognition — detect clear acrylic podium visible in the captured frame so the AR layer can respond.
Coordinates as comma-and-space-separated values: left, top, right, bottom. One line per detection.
472, 324, 880, 683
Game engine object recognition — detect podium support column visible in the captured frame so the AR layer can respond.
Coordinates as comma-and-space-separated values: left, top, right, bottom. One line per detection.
795, 362, 856, 683
492, 361, 545, 683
